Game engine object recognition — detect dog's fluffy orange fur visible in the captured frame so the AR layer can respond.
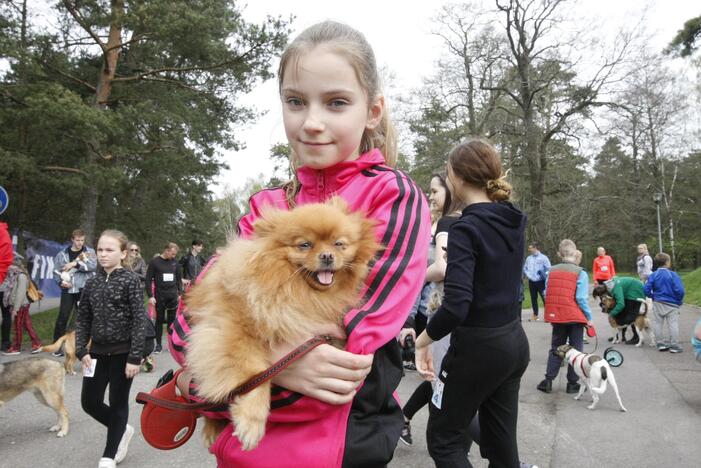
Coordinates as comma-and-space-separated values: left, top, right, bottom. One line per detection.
185, 198, 379, 450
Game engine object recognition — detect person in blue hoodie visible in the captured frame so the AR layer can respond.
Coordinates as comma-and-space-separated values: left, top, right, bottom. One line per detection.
644, 252, 685, 353
414, 139, 529, 468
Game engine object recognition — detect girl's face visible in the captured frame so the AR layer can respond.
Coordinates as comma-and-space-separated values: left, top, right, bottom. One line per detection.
97, 236, 126, 273
281, 47, 383, 170
429, 176, 447, 213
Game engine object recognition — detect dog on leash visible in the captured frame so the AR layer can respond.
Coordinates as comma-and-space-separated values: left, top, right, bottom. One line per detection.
41, 331, 78, 375
186, 198, 379, 450
555, 344, 627, 412
0, 357, 70, 437
600, 296, 656, 347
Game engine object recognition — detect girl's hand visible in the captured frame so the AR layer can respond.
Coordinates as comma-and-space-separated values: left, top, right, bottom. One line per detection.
415, 344, 435, 381
270, 338, 373, 405
125, 363, 140, 379
81, 354, 92, 371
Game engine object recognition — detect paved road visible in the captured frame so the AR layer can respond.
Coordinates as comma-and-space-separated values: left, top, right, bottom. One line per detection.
2, 302, 700, 467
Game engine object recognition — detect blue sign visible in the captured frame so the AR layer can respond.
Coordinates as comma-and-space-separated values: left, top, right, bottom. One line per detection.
0, 186, 8, 215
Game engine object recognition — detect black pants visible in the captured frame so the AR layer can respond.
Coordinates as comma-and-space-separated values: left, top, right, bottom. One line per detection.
81, 353, 133, 459
527, 280, 545, 316
54, 291, 81, 341
427, 319, 530, 468
0, 292, 11, 350
403, 380, 432, 420
545, 323, 584, 383
155, 294, 178, 346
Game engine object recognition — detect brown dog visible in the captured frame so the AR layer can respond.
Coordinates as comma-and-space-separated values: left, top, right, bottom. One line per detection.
185, 198, 379, 450
0, 357, 70, 437
600, 296, 656, 347
41, 331, 78, 375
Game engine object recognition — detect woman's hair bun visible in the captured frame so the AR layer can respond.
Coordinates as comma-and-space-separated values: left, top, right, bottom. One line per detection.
486, 176, 512, 201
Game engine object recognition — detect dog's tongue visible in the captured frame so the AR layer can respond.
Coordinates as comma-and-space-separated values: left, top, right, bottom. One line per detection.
317, 271, 334, 285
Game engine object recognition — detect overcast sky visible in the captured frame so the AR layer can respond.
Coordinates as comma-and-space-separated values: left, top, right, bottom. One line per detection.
213, 0, 698, 194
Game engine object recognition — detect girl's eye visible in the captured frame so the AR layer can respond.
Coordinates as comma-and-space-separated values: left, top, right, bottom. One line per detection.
298, 241, 312, 250
328, 99, 348, 108
286, 97, 304, 108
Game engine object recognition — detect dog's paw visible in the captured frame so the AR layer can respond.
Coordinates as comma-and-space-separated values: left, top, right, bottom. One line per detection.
56, 429, 67, 437
587, 404, 597, 410
620, 407, 628, 412
233, 418, 265, 451
49, 424, 59, 432
573, 395, 581, 401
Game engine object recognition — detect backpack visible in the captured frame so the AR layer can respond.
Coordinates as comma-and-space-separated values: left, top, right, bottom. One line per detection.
26, 278, 44, 303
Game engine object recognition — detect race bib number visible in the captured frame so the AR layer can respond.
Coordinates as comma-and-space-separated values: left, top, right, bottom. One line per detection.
163, 273, 174, 282
600, 266, 608, 271
431, 379, 445, 409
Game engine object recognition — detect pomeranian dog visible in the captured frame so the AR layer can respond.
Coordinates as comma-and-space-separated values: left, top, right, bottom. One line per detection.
185, 197, 379, 450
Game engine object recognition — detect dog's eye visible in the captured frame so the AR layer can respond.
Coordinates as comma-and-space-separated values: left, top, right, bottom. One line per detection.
298, 241, 312, 250
334, 241, 345, 248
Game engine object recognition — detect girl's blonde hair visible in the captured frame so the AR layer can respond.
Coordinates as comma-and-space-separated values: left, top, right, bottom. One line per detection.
277, 20, 396, 206
99, 229, 129, 267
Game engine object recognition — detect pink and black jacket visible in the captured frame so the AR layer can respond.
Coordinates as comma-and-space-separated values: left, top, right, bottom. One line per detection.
169, 149, 431, 467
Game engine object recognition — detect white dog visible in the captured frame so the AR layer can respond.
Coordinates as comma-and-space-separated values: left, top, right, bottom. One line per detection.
555, 344, 627, 412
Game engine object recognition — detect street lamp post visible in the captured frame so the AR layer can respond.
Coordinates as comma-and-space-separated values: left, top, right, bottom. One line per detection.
653, 192, 663, 253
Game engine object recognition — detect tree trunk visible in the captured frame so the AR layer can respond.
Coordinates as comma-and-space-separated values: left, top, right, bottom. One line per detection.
79, 0, 124, 243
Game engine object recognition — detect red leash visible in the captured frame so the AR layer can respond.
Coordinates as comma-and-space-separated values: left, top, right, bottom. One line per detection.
136, 335, 332, 411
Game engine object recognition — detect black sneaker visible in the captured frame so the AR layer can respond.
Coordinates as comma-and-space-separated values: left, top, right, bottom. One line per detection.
566, 382, 581, 394
403, 362, 416, 371
536, 379, 552, 393
399, 420, 413, 446
625, 337, 639, 345
52, 351, 64, 357
154, 344, 162, 354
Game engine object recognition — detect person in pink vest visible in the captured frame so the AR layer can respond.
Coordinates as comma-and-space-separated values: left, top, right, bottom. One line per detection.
537, 239, 593, 394
168, 21, 430, 468
592, 246, 616, 284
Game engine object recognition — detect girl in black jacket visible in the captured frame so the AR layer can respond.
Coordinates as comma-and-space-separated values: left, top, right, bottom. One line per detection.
76, 229, 148, 468
415, 140, 529, 468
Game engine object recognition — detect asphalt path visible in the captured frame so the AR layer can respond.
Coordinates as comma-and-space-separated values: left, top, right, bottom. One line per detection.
2, 300, 700, 467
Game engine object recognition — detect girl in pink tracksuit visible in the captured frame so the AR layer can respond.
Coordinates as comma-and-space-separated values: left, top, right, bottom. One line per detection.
168, 21, 430, 467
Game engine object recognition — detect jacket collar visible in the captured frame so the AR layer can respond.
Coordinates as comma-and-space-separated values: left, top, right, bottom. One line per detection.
296, 149, 385, 198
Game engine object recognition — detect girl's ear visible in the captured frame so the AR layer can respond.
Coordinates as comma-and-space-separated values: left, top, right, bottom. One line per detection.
120, 250, 128, 261
366, 95, 384, 130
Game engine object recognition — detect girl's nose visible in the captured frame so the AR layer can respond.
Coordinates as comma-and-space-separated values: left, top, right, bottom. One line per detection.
302, 106, 324, 132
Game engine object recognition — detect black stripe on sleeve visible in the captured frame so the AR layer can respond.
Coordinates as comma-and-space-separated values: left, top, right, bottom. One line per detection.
346, 169, 423, 335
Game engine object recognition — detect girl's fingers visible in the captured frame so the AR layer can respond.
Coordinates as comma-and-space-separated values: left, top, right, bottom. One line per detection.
322, 345, 373, 371
308, 388, 357, 405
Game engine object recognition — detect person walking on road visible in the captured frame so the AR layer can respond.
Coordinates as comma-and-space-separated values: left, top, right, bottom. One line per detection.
145, 242, 181, 353
523, 242, 551, 322
179, 239, 205, 288
52, 229, 97, 355
592, 246, 615, 285
76, 229, 148, 468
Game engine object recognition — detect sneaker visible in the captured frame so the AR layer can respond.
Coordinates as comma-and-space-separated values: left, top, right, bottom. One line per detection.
98, 458, 116, 468
536, 379, 552, 393
669, 345, 683, 354
52, 351, 64, 357
154, 344, 162, 354
115, 424, 134, 463
31, 346, 42, 354
625, 337, 640, 345
403, 361, 416, 371
2, 348, 20, 356
566, 382, 581, 394
528, 314, 538, 322
657, 343, 670, 352
399, 420, 413, 446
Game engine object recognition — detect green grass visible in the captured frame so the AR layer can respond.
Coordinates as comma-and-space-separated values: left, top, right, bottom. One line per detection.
29, 307, 60, 343
681, 268, 701, 307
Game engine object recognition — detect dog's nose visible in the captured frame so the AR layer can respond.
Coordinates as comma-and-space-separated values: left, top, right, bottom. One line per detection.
319, 252, 334, 265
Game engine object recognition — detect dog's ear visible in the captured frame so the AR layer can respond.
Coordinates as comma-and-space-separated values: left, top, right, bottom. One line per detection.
326, 196, 350, 214
352, 214, 381, 265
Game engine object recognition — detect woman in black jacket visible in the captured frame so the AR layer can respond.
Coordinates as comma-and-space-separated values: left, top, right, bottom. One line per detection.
76, 229, 148, 468
415, 140, 529, 468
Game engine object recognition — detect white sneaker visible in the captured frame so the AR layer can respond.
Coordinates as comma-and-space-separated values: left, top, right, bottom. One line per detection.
114, 424, 134, 464
98, 458, 116, 468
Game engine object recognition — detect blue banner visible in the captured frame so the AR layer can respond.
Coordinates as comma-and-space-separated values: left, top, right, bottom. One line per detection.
12, 231, 70, 299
